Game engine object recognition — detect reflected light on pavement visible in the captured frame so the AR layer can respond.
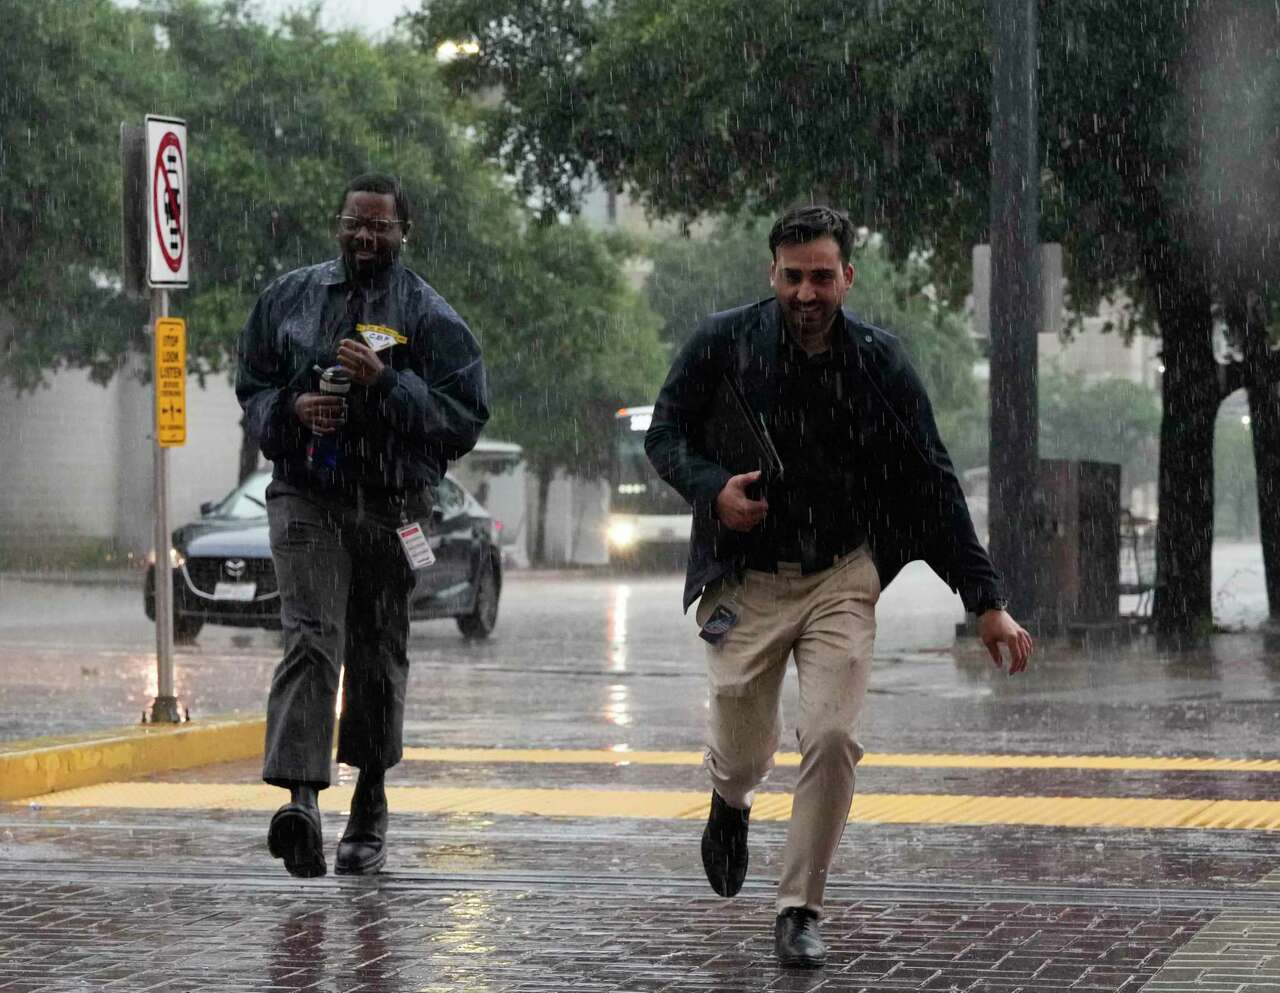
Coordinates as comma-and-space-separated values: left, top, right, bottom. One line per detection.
433, 891, 496, 956
606, 584, 630, 672
138, 655, 158, 700
604, 683, 632, 729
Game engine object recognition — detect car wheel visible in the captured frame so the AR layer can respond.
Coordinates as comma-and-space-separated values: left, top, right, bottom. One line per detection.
174, 616, 204, 644
457, 558, 499, 640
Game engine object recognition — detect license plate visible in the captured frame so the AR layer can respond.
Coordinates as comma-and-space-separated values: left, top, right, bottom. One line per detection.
213, 581, 256, 601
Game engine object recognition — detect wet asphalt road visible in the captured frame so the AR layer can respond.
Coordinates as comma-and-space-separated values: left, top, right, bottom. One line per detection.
0, 544, 1276, 757
4, 546, 1280, 990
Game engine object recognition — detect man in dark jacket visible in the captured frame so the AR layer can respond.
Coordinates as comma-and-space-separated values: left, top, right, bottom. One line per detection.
645, 205, 1031, 968
237, 172, 488, 878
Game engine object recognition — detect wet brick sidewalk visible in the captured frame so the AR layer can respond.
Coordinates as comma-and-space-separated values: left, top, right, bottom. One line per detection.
0, 800, 1275, 992
7, 569, 1280, 989
0, 856, 1222, 993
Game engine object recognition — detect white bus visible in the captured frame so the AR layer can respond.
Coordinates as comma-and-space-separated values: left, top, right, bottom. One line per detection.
606, 405, 692, 562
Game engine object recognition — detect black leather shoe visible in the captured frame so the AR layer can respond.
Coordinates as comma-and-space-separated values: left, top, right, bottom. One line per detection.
335, 775, 388, 876
774, 907, 826, 968
268, 801, 326, 878
700, 790, 749, 897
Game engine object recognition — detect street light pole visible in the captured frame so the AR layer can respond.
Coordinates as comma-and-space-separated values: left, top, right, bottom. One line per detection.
988, 0, 1040, 623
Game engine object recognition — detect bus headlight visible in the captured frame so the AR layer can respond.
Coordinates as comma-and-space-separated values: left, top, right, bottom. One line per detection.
607, 519, 638, 549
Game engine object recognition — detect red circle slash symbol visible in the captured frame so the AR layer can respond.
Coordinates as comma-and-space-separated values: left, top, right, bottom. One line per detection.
152, 132, 185, 273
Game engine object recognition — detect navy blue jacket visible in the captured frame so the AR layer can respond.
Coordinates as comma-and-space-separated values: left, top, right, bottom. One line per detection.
645, 298, 1004, 613
237, 258, 488, 495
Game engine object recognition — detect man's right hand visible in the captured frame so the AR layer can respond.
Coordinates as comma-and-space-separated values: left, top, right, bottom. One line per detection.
715, 471, 768, 532
293, 393, 347, 434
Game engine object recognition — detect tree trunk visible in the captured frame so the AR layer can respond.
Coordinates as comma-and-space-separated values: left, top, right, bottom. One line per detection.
238, 414, 260, 483
533, 462, 555, 566
1150, 257, 1217, 639
1238, 294, 1280, 618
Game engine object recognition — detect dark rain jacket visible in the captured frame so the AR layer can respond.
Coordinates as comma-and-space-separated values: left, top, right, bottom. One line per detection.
645, 298, 1005, 613
236, 258, 488, 496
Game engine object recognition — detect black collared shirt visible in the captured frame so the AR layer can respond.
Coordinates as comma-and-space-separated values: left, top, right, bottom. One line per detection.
745, 317, 871, 573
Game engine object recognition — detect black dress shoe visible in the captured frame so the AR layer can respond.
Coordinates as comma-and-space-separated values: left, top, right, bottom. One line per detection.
335, 776, 388, 875
268, 802, 326, 878
700, 790, 749, 897
775, 907, 826, 968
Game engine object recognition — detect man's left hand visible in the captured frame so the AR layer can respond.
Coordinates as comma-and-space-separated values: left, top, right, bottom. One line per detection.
978, 610, 1033, 674
336, 339, 385, 387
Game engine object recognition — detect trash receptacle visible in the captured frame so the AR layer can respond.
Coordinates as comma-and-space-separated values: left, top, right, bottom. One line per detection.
1037, 459, 1121, 627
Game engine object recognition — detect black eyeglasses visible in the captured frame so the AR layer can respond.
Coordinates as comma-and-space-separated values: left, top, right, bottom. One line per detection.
335, 215, 403, 235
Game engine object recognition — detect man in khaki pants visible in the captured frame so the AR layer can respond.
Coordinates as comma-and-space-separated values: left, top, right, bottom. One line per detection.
645, 205, 1033, 968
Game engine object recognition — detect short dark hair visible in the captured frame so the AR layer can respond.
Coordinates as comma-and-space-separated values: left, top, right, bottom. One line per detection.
338, 172, 414, 231
768, 205, 855, 264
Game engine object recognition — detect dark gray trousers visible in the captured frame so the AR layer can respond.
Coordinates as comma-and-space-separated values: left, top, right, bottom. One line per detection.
263, 481, 417, 788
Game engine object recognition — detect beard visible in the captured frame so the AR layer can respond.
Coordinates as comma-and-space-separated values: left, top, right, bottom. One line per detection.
343, 243, 398, 281
782, 303, 836, 339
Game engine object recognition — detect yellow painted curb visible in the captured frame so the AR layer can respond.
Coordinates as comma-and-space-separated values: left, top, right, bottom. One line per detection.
0, 714, 265, 802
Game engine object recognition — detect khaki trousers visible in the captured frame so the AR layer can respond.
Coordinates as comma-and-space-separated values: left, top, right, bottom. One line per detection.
695, 545, 880, 916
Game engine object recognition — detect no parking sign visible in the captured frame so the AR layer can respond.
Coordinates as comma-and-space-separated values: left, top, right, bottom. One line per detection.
145, 115, 188, 288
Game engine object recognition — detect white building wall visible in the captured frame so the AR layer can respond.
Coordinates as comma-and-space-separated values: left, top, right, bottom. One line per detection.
0, 360, 245, 558
0, 369, 122, 550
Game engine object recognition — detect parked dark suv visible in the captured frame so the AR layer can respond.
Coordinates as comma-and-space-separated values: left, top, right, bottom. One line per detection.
144, 469, 502, 642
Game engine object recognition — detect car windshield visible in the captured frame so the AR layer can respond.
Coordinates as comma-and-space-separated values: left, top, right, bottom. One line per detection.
207, 472, 271, 521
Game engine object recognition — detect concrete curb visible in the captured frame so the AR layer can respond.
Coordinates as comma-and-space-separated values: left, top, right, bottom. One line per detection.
0, 714, 265, 802
0, 570, 142, 588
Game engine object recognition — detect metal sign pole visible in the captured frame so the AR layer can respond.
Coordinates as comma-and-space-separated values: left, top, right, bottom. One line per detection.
149, 287, 181, 724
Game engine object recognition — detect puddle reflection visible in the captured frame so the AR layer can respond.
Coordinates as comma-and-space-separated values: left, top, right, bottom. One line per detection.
267, 908, 328, 990
607, 583, 630, 672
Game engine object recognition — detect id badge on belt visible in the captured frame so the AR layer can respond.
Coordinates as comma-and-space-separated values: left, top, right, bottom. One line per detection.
397, 521, 436, 569
699, 580, 742, 645
699, 604, 739, 645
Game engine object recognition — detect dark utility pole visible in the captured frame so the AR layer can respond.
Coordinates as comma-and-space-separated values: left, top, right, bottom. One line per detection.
988, 0, 1040, 622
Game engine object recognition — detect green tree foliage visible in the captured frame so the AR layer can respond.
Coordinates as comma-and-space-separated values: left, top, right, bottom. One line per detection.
642, 222, 774, 351
1039, 367, 1161, 495
487, 221, 666, 481
0, 0, 154, 386
409, 0, 989, 293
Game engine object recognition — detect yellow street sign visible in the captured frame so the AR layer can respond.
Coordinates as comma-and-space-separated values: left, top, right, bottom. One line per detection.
154, 317, 186, 447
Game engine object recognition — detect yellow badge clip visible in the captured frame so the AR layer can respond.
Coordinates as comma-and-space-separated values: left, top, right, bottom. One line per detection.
356, 323, 407, 352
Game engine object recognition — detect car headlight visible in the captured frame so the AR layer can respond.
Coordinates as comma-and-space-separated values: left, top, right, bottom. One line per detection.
607, 519, 638, 549
148, 547, 184, 568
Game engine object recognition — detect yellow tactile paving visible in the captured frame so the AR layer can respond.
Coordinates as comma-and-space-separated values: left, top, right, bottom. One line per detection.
400, 746, 1280, 774
22, 782, 1280, 831
0, 716, 266, 802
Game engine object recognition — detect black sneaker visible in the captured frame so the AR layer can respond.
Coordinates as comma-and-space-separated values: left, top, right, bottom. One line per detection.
774, 907, 826, 968
700, 790, 749, 897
